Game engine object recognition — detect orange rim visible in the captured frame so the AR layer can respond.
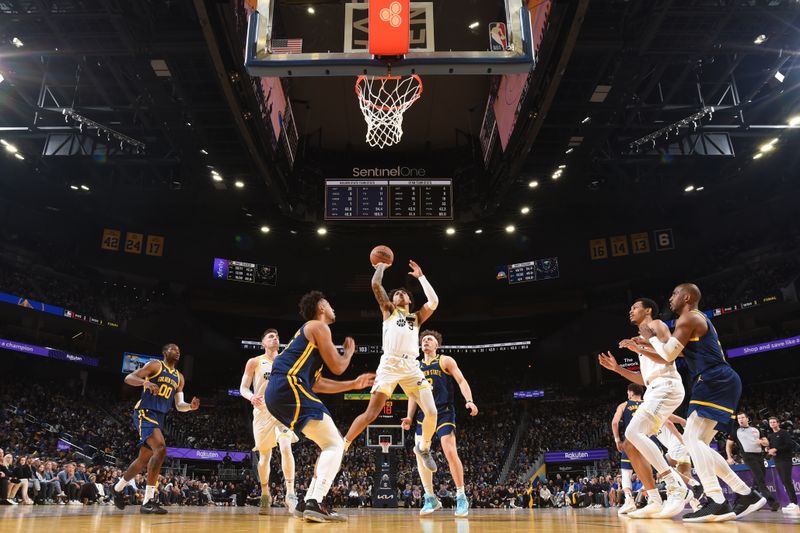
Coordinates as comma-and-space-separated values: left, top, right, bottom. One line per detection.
355, 74, 423, 112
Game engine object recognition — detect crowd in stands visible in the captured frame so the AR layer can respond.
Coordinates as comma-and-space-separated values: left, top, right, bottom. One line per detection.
0, 254, 174, 324
1, 360, 797, 510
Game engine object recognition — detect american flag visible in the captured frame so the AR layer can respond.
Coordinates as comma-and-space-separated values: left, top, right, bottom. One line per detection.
271, 38, 303, 54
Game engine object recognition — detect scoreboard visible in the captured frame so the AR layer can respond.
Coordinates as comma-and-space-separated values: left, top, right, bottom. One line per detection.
213, 258, 277, 286
325, 179, 452, 220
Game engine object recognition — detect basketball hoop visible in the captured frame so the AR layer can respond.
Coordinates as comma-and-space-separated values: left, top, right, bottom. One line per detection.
355, 74, 423, 149
378, 435, 392, 454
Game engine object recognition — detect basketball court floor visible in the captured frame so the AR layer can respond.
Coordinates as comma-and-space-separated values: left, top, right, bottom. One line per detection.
0, 506, 795, 532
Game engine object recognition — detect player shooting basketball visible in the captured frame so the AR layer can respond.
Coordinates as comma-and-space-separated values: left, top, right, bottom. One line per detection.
343, 258, 440, 473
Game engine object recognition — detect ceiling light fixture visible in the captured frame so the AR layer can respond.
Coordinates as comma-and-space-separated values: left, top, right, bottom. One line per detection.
759, 139, 778, 153
788, 116, 800, 127
528, 180, 539, 188
774, 71, 785, 84
696, 187, 705, 191
80, 184, 90, 191
520, 206, 530, 214
565, 148, 574, 154
70, 185, 79, 190
234, 180, 245, 188
307, 6, 315, 14
11, 37, 23, 48
212, 175, 223, 182
4, 143, 18, 153
684, 185, 695, 192
753, 34, 767, 44
474, 229, 483, 234
469, 21, 480, 30
200, 149, 208, 155
505, 225, 515, 234
558, 164, 566, 169
581, 116, 591, 124
753, 152, 764, 160
445, 227, 456, 235
14, 153, 24, 160
260, 226, 270, 233
317, 227, 327, 235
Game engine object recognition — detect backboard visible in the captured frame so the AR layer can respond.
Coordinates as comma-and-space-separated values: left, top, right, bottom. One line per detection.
245, 0, 536, 77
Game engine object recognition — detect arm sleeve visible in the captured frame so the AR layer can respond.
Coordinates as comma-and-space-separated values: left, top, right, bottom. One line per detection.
418, 275, 439, 310
174, 391, 192, 412
648, 336, 684, 362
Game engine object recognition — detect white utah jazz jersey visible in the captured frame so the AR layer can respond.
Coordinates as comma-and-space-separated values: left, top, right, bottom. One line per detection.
252, 354, 273, 414
637, 342, 681, 386
382, 307, 420, 358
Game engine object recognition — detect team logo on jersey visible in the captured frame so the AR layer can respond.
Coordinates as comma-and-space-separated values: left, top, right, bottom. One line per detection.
263, 371, 271, 380
396, 317, 407, 327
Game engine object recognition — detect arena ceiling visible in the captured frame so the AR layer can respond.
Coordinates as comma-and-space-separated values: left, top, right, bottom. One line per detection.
0, 0, 798, 236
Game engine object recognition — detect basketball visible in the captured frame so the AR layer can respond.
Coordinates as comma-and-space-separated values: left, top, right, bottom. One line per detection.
370, 245, 394, 266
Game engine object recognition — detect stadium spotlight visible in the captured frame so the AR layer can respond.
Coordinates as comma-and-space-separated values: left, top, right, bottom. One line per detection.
788, 116, 800, 127
528, 180, 539, 188
505, 225, 516, 234
260, 226, 270, 234
445, 227, 456, 235
317, 227, 327, 235
753, 34, 767, 45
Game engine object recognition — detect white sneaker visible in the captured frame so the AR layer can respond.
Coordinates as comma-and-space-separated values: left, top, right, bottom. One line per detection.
628, 498, 663, 519
782, 503, 800, 514
618, 498, 637, 516
656, 485, 691, 518
285, 494, 299, 514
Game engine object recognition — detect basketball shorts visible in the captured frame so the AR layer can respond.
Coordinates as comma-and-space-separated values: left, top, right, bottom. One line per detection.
371, 354, 431, 397
620, 451, 632, 470
264, 374, 331, 433
655, 426, 690, 464
687, 364, 741, 434
416, 406, 456, 439
252, 407, 299, 452
133, 408, 165, 447
637, 376, 684, 434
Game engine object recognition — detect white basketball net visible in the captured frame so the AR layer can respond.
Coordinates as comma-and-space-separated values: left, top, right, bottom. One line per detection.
355, 75, 423, 149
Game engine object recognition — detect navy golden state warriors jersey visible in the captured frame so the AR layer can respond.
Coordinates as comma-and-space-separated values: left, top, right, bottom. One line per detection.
682, 310, 729, 379
271, 323, 323, 389
621, 399, 642, 432
419, 355, 455, 411
135, 360, 180, 414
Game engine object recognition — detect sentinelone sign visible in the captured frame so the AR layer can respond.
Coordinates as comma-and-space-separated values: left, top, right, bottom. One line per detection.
543, 449, 609, 463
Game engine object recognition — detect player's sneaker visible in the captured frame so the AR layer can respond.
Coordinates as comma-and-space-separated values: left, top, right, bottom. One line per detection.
656, 484, 692, 518
732, 490, 766, 518
292, 498, 305, 519
285, 493, 298, 515
618, 497, 637, 516
690, 482, 705, 501
628, 497, 663, 519
782, 503, 800, 515
140, 500, 167, 515
303, 499, 332, 522
420, 494, 442, 515
414, 443, 437, 472
112, 488, 126, 510
259, 493, 272, 515
683, 500, 736, 522
455, 494, 469, 517
326, 507, 349, 522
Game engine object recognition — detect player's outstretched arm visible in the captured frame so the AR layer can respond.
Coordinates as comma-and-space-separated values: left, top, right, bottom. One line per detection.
409, 260, 438, 325
597, 351, 644, 385
124, 360, 161, 394
441, 355, 477, 415
372, 263, 394, 319
640, 313, 698, 362
307, 321, 355, 375
239, 358, 263, 407
313, 373, 375, 394
611, 402, 625, 451
175, 374, 200, 412
402, 397, 418, 430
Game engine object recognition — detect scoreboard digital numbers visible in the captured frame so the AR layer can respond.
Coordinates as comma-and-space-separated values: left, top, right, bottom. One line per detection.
496, 257, 560, 285
325, 179, 452, 220
213, 258, 277, 286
